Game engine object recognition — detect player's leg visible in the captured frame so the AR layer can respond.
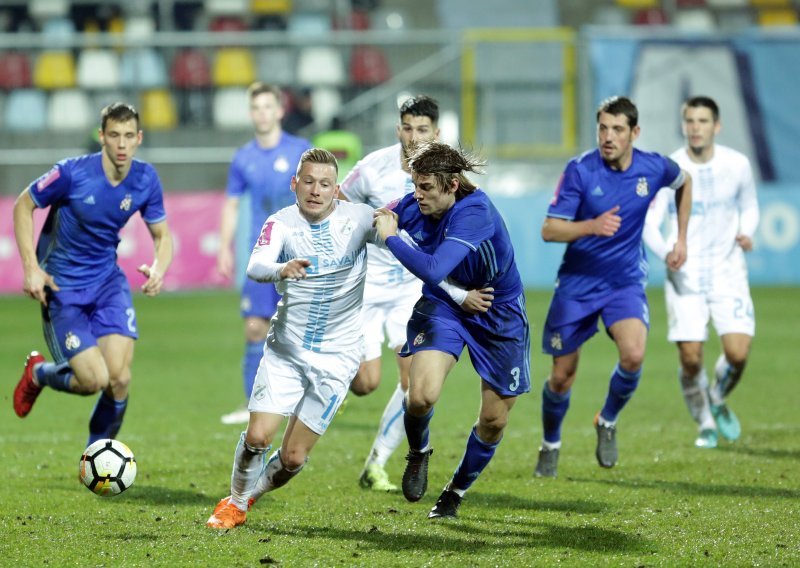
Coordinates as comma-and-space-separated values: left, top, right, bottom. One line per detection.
253, 415, 322, 498
707, 286, 754, 441
359, 299, 412, 491
221, 279, 277, 424
677, 341, 717, 448
87, 334, 134, 445
349, 298, 386, 396
207, 410, 283, 530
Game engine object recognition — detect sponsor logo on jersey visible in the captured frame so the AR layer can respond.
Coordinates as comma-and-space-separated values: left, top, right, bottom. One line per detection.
257, 221, 275, 246
252, 384, 266, 401
273, 156, 290, 173
83, 195, 96, 205
65, 331, 81, 351
36, 167, 61, 192
120, 193, 133, 211
591, 186, 604, 197
413, 332, 425, 346
320, 250, 358, 269
240, 296, 252, 312
636, 177, 649, 197
550, 332, 562, 351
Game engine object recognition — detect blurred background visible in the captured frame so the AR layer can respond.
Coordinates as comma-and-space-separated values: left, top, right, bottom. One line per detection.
0, 0, 798, 291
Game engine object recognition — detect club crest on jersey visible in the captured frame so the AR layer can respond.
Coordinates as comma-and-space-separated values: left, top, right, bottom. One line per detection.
550, 332, 563, 352
635, 177, 649, 197
120, 193, 133, 211
340, 218, 354, 236
257, 221, 275, 246
273, 156, 290, 173
65, 331, 81, 351
413, 332, 425, 346
252, 384, 266, 401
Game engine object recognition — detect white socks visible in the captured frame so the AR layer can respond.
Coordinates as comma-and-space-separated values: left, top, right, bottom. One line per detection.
680, 368, 715, 431
230, 432, 269, 511
364, 384, 405, 469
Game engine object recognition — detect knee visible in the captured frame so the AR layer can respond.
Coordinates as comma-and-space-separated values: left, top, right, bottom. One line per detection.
679, 353, 703, 376
619, 348, 645, 372
406, 392, 435, 416
724, 351, 748, 370
548, 372, 574, 395
280, 447, 309, 470
349, 371, 380, 397
245, 319, 268, 343
477, 415, 507, 442
73, 368, 109, 395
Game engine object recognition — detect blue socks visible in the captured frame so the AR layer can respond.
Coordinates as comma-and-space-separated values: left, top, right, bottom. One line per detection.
88, 392, 128, 446
542, 380, 571, 444
403, 400, 434, 451
243, 341, 262, 399
451, 427, 499, 491
600, 364, 642, 422
35, 361, 74, 392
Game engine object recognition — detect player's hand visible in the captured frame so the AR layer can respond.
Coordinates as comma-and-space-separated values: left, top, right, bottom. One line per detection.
460, 287, 494, 314
216, 246, 234, 278
281, 258, 312, 280
736, 234, 753, 252
666, 239, 687, 271
138, 264, 164, 296
592, 205, 621, 237
23, 266, 59, 306
373, 208, 399, 240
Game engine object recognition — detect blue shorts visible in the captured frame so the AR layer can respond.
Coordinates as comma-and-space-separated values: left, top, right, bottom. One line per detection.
542, 284, 649, 356
401, 294, 531, 397
240, 278, 281, 319
42, 268, 137, 364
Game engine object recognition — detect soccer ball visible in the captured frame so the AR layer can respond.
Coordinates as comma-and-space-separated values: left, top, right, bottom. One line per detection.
79, 439, 137, 497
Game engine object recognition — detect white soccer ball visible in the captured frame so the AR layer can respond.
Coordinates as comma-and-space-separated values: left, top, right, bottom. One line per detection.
79, 439, 137, 497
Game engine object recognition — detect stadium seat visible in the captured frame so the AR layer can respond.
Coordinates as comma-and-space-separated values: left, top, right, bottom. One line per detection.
0, 51, 32, 89
251, 0, 292, 15
312, 129, 363, 181
674, 8, 717, 29
177, 89, 212, 126
77, 49, 121, 90
120, 48, 169, 89
171, 48, 212, 88
140, 89, 178, 130
309, 86, 342, 130
209, 15, 249, 32
287, 11, 331, 34
349, 46, 391, 86
616, 0, 659, 6
205, 0, 249, 16
750, 0, 790, 6
29, 0, 69, 21
213, 87, 251, 129
124, 15, 156, 42
256, 47, 295, 86
297, 47, 345, 86
41, 17, 75, 48
47, 89, 92, 130
212, 48, 256, 87
632, 7, 669, 24
757, 9, 798, 25
33, 50, 76, 90
4, 89, 48, 131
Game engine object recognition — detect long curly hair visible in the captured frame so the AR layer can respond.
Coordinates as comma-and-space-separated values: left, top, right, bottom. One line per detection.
407, 141, 485, 200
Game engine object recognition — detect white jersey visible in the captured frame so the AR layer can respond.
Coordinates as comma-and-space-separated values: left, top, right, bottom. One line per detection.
644, 144, 759, 294
340, 143, 419, 289
246, 200, 380, 353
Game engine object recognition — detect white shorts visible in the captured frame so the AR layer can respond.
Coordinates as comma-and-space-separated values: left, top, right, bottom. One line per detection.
664, 276, 755, 342
248, 335, 362, 435
361, 277, 422, 361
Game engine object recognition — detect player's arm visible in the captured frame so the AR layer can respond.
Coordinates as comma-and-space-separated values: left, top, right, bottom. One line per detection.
666, 170, 692, 270
139, 220, 173, 297
736, 162, 759, 252
541, 206, 621, 243
642, 190, 671, 261
216, 195, 240, 278
13, 188, 59, 305
246, 219, 310, 282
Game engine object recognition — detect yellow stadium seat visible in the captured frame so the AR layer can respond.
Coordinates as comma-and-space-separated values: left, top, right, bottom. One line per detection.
251, 0, 292, 15
212, 48, 256, 87
750, 0, 790, 6
140, 89, 178, 130
33, 50, 76, 90
757, 8, 798, 25
616, 0, 659, 7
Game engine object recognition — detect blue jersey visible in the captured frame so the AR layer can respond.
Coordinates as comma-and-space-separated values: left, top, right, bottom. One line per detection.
29, 153, 167, 290
547, 148, 683, 299
227, 132, 311, 248
392, 189, 524, 306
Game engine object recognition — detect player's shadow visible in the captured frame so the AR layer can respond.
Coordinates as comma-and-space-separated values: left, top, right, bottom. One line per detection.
571, 476, 800, 500
121, 484, 211, 505
466, 490, 607, 515
259, 518, 647, 554
714, 443, 800, 460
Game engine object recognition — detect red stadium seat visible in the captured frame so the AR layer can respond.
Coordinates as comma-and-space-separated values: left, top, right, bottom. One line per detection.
171, 48, 212, 88
349, 45, 390, 86
209, 16, 249, 32
0, 51, 32, 89
633, 8, 669, 24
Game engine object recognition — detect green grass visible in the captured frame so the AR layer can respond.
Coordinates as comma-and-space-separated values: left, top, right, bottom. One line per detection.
1, 288, 798, 566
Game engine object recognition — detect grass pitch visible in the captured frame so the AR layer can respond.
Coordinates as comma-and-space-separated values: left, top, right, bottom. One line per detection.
1, 288, 798, 566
